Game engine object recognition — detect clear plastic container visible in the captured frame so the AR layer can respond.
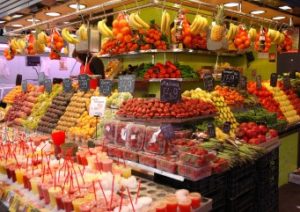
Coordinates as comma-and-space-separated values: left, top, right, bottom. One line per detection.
126, 123, 146, 151
156, 156, 177, 174
139, 152, 156, 168
103, 120, 118, 143
144, 126, 166, 155
177, 162, 212, 181
179, 148, 216, 168
114, 121, 129, 146
174, 129, 193, 139
170, 139, 197, 153
123, 148, 139, 162
106, 144, 124, 158
212, 158, 229, 174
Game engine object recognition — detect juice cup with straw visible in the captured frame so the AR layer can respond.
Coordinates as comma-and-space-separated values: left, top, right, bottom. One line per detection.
166, 195, 178, 212
42, 183, 51, 204
62, 195, 75, 212
154, 201, 167, 212
72, 198, 87, 212
48, 186, 62, 207
15, 168, 25, 184
55, 192, 64, 210
178, 198, 192, 212
79, 201, 94, 212
189, 192, 201, 209
30, 177, 41, 194
121, 166, 131, 178
102, 159, 112, 172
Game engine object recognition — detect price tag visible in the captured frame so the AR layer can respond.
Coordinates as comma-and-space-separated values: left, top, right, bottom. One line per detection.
160, 124, 175, 140
44, 79, 52, 93
256, 75, 262, 90
78, 74, 90, 91
290, 70, 296, 79
203, 73, 214, 91
160, 79, 181, 103
207, 122, 216, 138
38, 72, 45, 85
21, 80, 27, 93
239, 76, 247, 90
221, 69, 240, 87
63, 78, 72, 92
270, 73, 278, 87
223, 122, 231, 134
118, 75, 136, 93
89, 96, 106, 117
283, 75, 291, 90
100, 79, 113, 96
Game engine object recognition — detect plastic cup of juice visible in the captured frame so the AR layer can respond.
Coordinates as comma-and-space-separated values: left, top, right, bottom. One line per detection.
166, 196, 178, 212
62, 196, 75, 212
48, 186, 62, 207
42, 183, 51, 204
102, 159, 112, 172
55, 193, 64, 210
189, 192, 201, 209
79, 201, 94, 212
154, 201, 167, 212
121, 166, 131, 178
30, 177, 41, 194
178, 198, 192, 212
72, 198, 87, 212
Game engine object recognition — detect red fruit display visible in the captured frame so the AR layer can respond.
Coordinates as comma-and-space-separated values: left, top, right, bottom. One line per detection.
144, 126, 166, 154
144, 61, 181, 79
212, 157, 229, 173
156, 156, 177, 173
179, 147, 216, 168
234, 26, 251, 50
277, 32, 293, 52
177, 162, 212, 181
191, 33, 207, 50
3, 48, 15, 61
236, 122, 278, 145
247, 82, 284, 119
139, 152, 157, 167
254, 28, 271, 53
115, 122, 128, 146
26, 34, 36, 55
103, 121, 118, 143
126, 123, 146, 151
139, 27, 168, 50
117, 98, 217, 119
49, 30, 64, 60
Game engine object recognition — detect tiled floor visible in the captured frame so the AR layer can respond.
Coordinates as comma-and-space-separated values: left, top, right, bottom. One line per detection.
279, 183, 300, 212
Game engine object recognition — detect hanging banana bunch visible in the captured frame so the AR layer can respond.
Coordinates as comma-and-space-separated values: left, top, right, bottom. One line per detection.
76, 24, 88, 41
226, 23, 239, 41
97, 19, 113, 37
190, 14, 208, 35
61, 28, 80, 44
129, 12, 150, 30
248, 28, 257, 42
160, 10, 171, 34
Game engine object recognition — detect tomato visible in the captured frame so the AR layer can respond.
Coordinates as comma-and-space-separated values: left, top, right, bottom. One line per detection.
258, 125, 268, 134
112, 20, 119, 28
121, 27, 130, 35
257, 134, 266, 143
249, 138, 260, 145
234, 38, 242, 46
268, 129, 278, 138
118, 19, 128, 28
116, 33, 124, 41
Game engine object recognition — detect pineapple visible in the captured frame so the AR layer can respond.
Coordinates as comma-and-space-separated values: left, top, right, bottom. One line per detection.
210, 5, 225, 42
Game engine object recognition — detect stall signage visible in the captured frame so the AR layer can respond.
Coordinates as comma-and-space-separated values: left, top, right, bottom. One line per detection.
63, 78, 72, 92
283, 75, 291, 90
44, 79, 52, 93
203, 73, 214, 91
223, 122, 231, 134
221, 69, 240, 87
78, 74, 90, 91
270, 73, 278, 87
100, 79, 113, 96
256, 75, 262, 90
38, 72, 45, 85
207, 122, 216, 138
21, 80, 27, 93
160, 124, 175, 140
118, 75, 136, 93
160, 79, 181, 103
89, 96, 107, 117
239, 76, 247, 90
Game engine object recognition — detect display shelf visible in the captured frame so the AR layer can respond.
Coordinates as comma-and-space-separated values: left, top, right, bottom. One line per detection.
111, 78, 201, 83
258, 137, 280, 153
116, 114, 216, 124
99, 49, 244, 59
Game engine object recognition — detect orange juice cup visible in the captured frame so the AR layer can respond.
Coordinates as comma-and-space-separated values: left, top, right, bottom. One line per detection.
189, 192, 201, 209
178, 198, 192, 212
166, 196, 178, 212
155, 201, 167, 212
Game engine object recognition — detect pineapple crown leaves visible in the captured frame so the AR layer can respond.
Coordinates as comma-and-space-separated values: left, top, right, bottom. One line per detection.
215, 5, 225, 25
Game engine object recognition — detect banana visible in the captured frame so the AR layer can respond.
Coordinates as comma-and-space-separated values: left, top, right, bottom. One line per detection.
248, 28, 257, 41
15, 39, 26, 53
134, 12, 149, 29
226, 23, 238, 40
273, 31, 281, 43
190, 15, 201, 35
78, 24, 88, 41
37, 31, 48, 44
62, 28, 80, 44
97, 20, 113, 37
278, 33, 285, 44
34, 40, 45, 54
129, 13, 143, 29
160, 10, 171, 34
164, 10, 171, 34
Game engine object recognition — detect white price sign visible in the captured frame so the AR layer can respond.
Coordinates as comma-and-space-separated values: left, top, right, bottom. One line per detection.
89, 96, 107, 117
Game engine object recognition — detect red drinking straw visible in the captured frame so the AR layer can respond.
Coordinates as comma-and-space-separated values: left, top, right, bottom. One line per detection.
98, 180, 108, 209
92, 181, 97, 201
110, 176, 115, 209
135, 180, 141, 204
119, 190, 124, 212
127, 187, 135, 212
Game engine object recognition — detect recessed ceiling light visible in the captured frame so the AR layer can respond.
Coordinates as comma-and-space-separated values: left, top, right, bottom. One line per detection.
0, 20, 5, 24
11, 14, 23, 19
68, 3, 86, 10
12, 24, 23, 27
272, 16, 286, 20
45, 12, 61, 17
250, 10, 266, 15
279, 5, 292, 10
26, 18, 40, 22
224, 2, 240, 8
31, 30, 36, 33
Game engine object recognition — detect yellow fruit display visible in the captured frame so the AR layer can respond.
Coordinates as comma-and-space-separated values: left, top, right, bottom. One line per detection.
3, 85, 34, 104
210, 5, 225, 42
264, 83, 300, 124
182, 88, 213, 103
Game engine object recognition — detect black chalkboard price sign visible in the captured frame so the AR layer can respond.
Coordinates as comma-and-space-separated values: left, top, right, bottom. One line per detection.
100, 79, 113, 96
256, 75, 262, 90
223, 122, 231, 134
118, 75, 136, 93
283, 75, 291, 90
221, 69, 240, 87
239, 76, 247, 90
160, 124, 175, 141
78, 74, 90, 91
270, 73, 278, 87
63, 78, 72, 92
207, 122, 216, 138
203, 73, 214, 91
44, 79, 52, 93
160, 79, 181, 103
21, 80, 27, 93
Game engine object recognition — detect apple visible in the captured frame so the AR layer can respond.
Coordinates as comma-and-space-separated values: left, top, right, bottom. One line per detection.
268, 129, 278, 138
257, 134, 266, 143
258, 125, 268, 135
248, 138, 260, 145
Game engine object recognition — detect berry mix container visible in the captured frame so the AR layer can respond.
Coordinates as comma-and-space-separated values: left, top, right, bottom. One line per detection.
179, 147, 217, 168
103, 120, 118, 143
177, 162, 212, 181
126, 123, 146, 151
156, 156, 177, 173
114, 121, 130, 146
122, 148, 139, 162
143, 126, 166, 155
139, 152, 157, 168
